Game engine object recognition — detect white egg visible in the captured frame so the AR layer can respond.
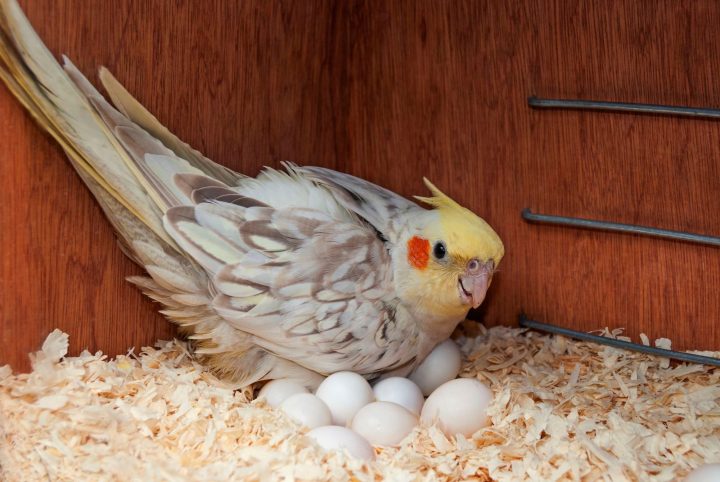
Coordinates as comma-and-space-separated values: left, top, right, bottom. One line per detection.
315, 372, 374, 426
307, 425, 375, 460
372, 377, 424, 415
351, 401, 418, 446
257, 379, 308, 408
409, 339, 463, 396
421, 378, 492, 437
280, 393, 332, 429
685, 464, 720, 482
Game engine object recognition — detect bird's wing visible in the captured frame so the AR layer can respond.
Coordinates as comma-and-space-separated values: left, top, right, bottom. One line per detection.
292, 165, 423, 243
0, 0, 326, 387
164, 182, 420, 376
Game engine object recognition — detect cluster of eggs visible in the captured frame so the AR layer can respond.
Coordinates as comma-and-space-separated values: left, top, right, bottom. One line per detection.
258, 340, 493, 460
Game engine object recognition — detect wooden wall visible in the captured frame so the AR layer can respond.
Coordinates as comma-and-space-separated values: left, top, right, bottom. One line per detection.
2, 0, 719, 371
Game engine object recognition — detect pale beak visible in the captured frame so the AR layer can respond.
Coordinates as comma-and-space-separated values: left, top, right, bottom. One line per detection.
458, 259, 494, 309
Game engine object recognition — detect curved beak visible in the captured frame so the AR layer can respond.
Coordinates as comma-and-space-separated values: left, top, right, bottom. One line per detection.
458, 260, 494, 309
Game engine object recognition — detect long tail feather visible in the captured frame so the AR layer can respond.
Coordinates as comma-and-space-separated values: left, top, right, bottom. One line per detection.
98, 67, 244, 187
0, 0, 324, 388
63, 58, 205, 212
0, 0, 212, 321
0, 0, 174, 245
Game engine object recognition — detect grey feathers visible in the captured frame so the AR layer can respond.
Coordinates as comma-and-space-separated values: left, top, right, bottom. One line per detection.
162, 175, 418, 375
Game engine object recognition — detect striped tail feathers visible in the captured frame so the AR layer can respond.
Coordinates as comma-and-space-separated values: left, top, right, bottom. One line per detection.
0, 0, 176, 247
0, 0, 242, 236
98, 67, 245, 188
0, 0, 238, 287
1, 1, 228, 347
0, 2, 205, 296
0, 0, 220, 297
63, 58, 206, 213
0, 7, 123, 208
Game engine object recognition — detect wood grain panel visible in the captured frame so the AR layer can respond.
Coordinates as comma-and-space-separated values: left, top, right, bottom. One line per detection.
2, 0, 719, 371
337, 0, 720, 348
502, 0, 720, 348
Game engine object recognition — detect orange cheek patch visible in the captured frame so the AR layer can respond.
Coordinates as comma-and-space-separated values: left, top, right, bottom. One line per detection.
407, 236, 430, 270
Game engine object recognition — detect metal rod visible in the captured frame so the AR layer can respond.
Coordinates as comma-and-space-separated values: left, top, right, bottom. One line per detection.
522, 209, 720, 247
519, 315, 720, 368
528, 96, 720, 119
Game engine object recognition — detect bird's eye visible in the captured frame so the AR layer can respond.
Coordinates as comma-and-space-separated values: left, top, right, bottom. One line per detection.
433, 241, 447, 260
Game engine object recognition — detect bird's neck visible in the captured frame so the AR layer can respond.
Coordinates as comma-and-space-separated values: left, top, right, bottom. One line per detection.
400, 300, 465, 353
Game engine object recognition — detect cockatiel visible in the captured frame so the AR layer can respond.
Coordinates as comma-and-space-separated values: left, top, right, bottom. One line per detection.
0, 0, 503, 388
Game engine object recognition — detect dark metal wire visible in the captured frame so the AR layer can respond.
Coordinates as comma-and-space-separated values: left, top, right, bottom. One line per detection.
519, 315, 720, 368
528, 96, 720, 119
522, 209, 720, 247
523, 96, 720, 366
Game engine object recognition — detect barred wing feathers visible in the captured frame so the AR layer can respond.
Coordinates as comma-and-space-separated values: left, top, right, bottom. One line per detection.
165, 190, 419, 376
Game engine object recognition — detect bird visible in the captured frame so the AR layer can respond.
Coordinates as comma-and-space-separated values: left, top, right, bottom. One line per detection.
0, 0, 503, 388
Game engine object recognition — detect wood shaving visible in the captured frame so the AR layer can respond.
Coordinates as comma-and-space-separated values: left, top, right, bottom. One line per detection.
1, 324, 719, 481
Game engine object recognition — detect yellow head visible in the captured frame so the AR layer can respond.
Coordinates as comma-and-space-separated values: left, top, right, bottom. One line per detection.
395, 179, 504, 329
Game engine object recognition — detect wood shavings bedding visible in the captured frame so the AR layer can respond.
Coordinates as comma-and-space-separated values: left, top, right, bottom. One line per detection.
1, 324, 718, 481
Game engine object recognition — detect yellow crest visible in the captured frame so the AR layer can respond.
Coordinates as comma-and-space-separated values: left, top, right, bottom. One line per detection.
414, 178, 504, 266
413, 178, 465, 211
